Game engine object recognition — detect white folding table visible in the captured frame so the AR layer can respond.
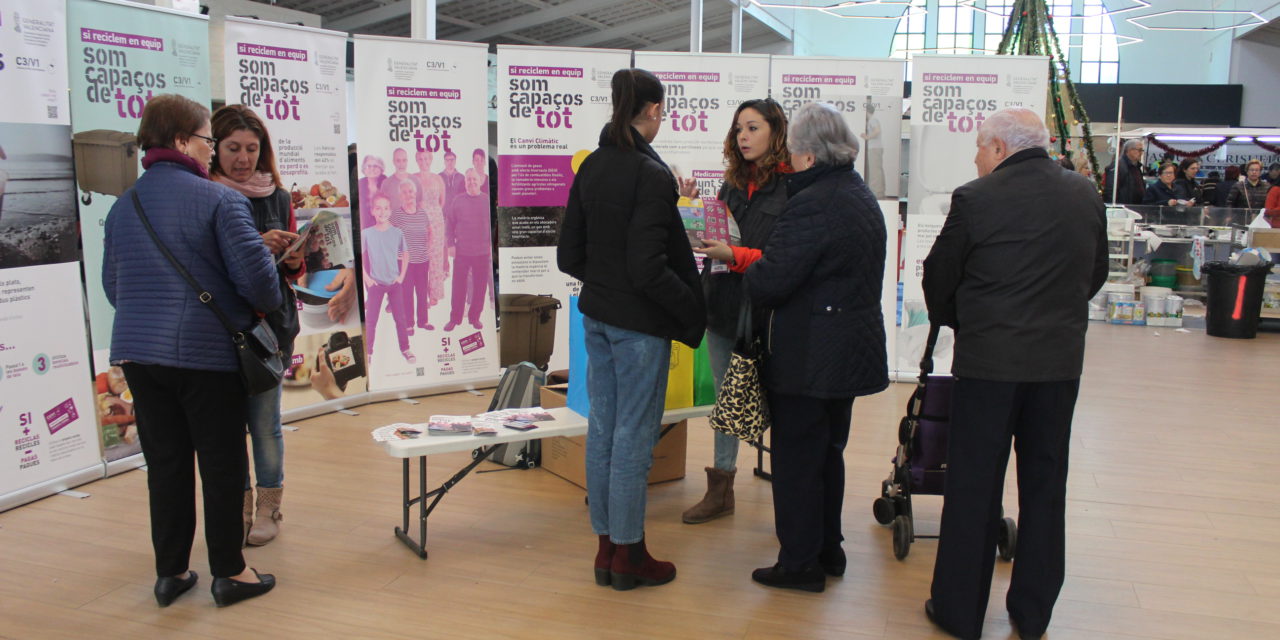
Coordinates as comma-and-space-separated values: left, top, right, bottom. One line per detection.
378, 405, 712, 558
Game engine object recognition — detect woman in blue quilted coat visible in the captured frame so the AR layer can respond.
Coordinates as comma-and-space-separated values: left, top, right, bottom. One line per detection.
700, 102, 889, 592
102, 94, 281, 608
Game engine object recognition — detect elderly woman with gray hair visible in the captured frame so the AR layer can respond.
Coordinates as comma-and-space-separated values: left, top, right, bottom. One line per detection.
697, 102, 888, 592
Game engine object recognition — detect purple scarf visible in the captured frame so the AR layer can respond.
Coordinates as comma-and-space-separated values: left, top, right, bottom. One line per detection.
141, 147, 210, 179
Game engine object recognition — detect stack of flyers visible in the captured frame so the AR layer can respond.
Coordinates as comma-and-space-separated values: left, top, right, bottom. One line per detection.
371, 423, 424, 442
474, 407, 554, 431
473, 425, 499, 436
427, 415, 474, 436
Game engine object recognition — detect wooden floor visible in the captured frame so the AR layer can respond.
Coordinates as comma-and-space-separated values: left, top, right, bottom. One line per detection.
2, 323, 1278, 639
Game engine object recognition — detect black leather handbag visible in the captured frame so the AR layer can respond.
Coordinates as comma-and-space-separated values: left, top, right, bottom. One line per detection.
131, 192, 284, 395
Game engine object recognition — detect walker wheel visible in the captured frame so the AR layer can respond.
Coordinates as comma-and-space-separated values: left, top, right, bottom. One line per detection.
873, 497, 895, 525
892, 515, 913, 560
997, 517, 1017, 561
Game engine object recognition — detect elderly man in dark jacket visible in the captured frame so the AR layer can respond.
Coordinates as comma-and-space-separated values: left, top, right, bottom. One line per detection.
922, 108, 1107, 640
1102, 138, 1145, 205
729, 102, 888, 593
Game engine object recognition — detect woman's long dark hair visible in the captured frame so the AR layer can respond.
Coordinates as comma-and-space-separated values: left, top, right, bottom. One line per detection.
722, 98, 789, 191
609, 68, 664, 150
1176, 157, 1201, 183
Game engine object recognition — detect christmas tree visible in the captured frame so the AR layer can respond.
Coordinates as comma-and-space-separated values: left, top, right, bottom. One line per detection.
996, 0, 1102, 189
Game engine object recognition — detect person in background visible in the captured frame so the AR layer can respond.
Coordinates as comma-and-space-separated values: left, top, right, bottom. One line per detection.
357, 154, 385, 230
1144, 162, 1184, 206
1216, 165, 1240, 207
412, 149, 449, 307
102, 94, 279, 608
1174, 158, 1202, 204
1102, 138, 1145, 205
1200, 170, 1221, 208
391, 178, 432, 344
1070, 153, 1092, 179
1266, 162, 1280, 187
558, 68, 705, 592
682, 97, 790, 526
1229, 159, 1270, 210
210, 104, 301, 548
443, 168, 494, 332
361, 194, 411, 364
1265, 181, 1280, 228
921, 107, 1106, 640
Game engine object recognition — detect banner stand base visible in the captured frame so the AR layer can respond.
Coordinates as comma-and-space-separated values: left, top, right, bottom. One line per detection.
105, 452, 146, 478
281, 376, 500, 424
0, 465, 105, 513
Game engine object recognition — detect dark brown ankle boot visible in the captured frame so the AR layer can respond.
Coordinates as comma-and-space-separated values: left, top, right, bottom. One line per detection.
682, 467, 736, 524
594, 534, 615, 586
610, 537, 676, 591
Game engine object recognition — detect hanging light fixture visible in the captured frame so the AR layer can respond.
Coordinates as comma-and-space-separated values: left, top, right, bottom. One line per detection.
1127, 9, 1266, 32
750, 0, 926, 20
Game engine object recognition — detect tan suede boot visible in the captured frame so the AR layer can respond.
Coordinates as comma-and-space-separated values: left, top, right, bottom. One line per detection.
241, 489, 254, 547
246, 487, 283, 546
681, 467, 735, 524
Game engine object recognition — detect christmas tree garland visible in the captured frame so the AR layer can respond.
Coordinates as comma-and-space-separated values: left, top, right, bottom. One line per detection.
996, 0, 1103, 191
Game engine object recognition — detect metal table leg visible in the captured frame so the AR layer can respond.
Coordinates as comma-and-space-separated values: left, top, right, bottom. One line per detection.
393, 445, 501, 558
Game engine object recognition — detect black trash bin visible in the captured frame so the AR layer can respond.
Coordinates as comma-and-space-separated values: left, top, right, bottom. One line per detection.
1203, 261, 1273, 339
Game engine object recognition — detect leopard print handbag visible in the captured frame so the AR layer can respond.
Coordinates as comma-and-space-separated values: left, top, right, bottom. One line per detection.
708, 338, 771, 442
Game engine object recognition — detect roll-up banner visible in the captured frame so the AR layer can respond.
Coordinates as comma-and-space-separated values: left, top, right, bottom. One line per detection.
495, 45, 630, 373
899, 55, 1049, 378
0, 0, 104, 511
67, 0, 210, 466
222, 18, 361, 418
769, 57, 904, 199
354, 36, 499, 396
632, 52, 770, 201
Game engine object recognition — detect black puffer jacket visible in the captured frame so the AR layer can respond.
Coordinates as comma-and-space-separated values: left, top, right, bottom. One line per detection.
558, 125, 705, 348
744, 164, 888, 399
704, 176, 786, 338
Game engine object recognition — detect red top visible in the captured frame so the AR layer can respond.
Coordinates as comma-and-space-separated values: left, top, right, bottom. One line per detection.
1266, 185, 1280, 228
728, 245, 763, 273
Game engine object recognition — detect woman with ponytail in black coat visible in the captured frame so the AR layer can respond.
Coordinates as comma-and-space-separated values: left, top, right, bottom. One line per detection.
558, 68, 705, 591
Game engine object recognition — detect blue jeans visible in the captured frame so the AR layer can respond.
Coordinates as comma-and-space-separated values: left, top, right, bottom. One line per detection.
245, 383, 284, 489
705, 329, 740, 471
583, 316, 670, 545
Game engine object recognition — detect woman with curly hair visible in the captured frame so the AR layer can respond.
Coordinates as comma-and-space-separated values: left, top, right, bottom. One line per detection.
682, 98, 791, 525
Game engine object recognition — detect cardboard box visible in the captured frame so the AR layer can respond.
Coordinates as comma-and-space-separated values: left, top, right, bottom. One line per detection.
538, 385, 687, 489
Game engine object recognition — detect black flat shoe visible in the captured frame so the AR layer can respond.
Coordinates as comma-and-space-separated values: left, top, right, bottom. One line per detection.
211, 569, 276, 607
154, 571, 198, 607
818, 546, 846, 577
925, 599, 977, 639
750, 563, 825, 592
1009, 614, 1044, 640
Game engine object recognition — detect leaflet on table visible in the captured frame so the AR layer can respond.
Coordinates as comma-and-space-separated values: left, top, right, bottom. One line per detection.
371, 423, 423, 441
679, 197, 730, 273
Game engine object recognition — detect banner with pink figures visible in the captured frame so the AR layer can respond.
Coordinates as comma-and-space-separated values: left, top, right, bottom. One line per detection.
632, 52, 770, 200
224, 17, 363, 412
354, 36, 498, 392
0, 0, 103, 510
495, 45, 630, 373
770, 56, 905, 199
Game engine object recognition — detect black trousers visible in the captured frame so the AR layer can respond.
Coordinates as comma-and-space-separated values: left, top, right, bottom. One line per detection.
929, 378, 1079, 640
766, 391, 854, 570
123, 363, 249, 579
